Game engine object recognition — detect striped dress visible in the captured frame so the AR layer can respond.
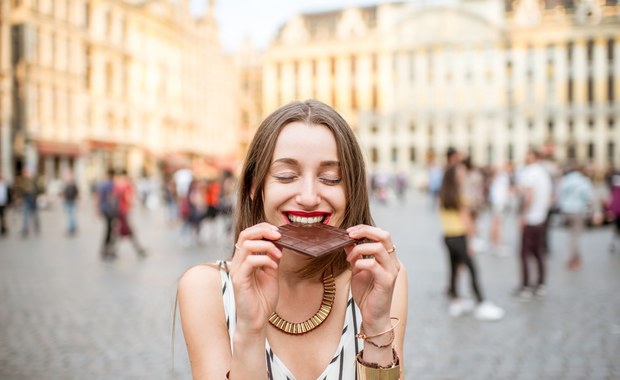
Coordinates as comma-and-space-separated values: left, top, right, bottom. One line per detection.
217, 261, 363, 380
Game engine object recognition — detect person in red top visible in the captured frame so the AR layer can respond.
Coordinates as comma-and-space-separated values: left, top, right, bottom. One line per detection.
114, 169, 147, 258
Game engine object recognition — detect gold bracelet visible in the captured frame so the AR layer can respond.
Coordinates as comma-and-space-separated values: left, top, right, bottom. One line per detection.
356, 348, 400, 380
356, 317, 400, 340
365, 329, 394, 348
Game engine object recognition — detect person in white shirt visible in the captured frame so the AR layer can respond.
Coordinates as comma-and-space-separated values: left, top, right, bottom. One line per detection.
514, 149, 553, 299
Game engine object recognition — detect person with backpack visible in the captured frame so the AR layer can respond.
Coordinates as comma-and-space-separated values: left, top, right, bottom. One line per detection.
63, 171, 79, 236
97, 168, 119, 260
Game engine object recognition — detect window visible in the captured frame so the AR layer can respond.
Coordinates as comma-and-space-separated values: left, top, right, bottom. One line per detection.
587, 143, 594, 159
608, 73, 614, 104
547, 119, 554, 134
84, 2, 90, 27
587, 40, 595, 62
391, 147, 398, 163
409, 146, 416, 163
370, 147, 378, 164
567, 144, 576, 159
105, 61, 113, 95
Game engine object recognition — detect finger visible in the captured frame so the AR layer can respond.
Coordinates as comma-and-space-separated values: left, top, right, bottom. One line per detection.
347, 225, 396, 257
347, 240, 394, 268
238, 222, 281, 244
232, 254, 279, 280
236, 239, 282, 263
353, 257, 398, 288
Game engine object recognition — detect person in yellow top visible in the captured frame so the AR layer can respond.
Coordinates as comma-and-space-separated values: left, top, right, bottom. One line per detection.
438, 164, 505, 321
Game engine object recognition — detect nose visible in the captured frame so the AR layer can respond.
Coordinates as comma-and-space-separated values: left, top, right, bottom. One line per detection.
295, 177, 321, 208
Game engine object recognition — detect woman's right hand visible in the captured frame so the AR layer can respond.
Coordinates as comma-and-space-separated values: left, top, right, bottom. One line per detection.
229, 223, 282, 335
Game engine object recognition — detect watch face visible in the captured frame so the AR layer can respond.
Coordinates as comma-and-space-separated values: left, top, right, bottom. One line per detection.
275, 223, 358, 257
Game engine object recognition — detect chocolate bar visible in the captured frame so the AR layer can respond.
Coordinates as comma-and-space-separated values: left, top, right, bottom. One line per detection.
276, 223, 357, 257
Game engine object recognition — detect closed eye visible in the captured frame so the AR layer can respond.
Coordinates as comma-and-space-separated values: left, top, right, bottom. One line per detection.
320, 177, 342, 185
272, 174, 297, 183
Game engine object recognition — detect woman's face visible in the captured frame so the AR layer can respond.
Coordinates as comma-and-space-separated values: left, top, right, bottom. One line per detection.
262, 121, 346, 228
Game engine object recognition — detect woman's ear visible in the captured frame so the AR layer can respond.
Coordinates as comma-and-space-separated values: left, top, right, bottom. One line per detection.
249, 182, 255, 201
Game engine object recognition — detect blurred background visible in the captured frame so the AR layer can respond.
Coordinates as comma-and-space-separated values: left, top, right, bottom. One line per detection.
1, 0, 619, 379
0, 0, 618, 190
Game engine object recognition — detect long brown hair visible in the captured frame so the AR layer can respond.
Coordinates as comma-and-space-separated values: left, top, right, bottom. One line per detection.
439, 165, 461, 210
233, 99, 373, 278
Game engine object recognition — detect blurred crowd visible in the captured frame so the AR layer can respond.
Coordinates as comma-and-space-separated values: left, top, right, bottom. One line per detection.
360, 146, 620, 322
0, 165, 238, 258
426, 145, 620, 322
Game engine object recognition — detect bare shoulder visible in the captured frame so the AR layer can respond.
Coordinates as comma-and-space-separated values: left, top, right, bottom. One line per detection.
178, 262, 224, 299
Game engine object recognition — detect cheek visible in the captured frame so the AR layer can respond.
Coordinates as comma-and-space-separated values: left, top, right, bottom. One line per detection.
326, 187, 347, 209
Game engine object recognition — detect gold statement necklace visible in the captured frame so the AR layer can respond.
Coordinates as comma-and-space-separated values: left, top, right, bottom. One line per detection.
268, 273, 336, 335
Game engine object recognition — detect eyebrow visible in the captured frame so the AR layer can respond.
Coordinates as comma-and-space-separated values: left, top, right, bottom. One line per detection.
272, 158, 340, 168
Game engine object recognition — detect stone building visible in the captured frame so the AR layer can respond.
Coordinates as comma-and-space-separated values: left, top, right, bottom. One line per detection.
259, 0, 619, 180
0, 0, 238, 188
0, 1, 11, 178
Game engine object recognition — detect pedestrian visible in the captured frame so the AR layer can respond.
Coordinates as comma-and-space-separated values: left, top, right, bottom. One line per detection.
605, 167, 620, 253
177, 100, 407, 380
14, 167, 41, 238
514, 148, 553, 299
185, 179, 207, 245
394, 172, 408, 201
438, 164, 505, 321
539, 149, 562, 255
461, 156, 486, 253
62, 171, 79, 236
113, 169, 147, 257
173, 166, 194, 244
488, 162, 513, 257
162, 174, 178, 224
556, 161, 598, 270
0, 172, 12, 236
97, 168, 118, 259
427, 156, 443, 210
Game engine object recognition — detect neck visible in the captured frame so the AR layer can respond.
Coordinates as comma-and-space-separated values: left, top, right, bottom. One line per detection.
277, 248, 322, 288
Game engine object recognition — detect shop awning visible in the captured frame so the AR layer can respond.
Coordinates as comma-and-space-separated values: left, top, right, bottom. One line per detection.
37, 140, 82, 157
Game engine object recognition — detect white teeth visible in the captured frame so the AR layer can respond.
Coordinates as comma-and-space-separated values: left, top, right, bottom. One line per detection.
288, 215, 325, 224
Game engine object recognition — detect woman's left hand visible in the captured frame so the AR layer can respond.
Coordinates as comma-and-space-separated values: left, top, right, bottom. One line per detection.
345, 224, 400, 332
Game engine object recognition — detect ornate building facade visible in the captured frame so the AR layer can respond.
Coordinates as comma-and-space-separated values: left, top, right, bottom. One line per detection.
0, 1, 10, 178
0, 0, 238, 186
260, 0, 619, 178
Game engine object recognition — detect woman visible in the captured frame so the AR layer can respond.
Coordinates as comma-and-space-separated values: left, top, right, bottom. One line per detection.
438, 164, 504, 321
178, 100, 408, 379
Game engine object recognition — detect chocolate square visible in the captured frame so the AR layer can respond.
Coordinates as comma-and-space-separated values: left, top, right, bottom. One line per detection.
275, 223, 357, 257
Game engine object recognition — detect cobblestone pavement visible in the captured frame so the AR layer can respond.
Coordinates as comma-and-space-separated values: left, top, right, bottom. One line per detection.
0, 192, 618, 380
